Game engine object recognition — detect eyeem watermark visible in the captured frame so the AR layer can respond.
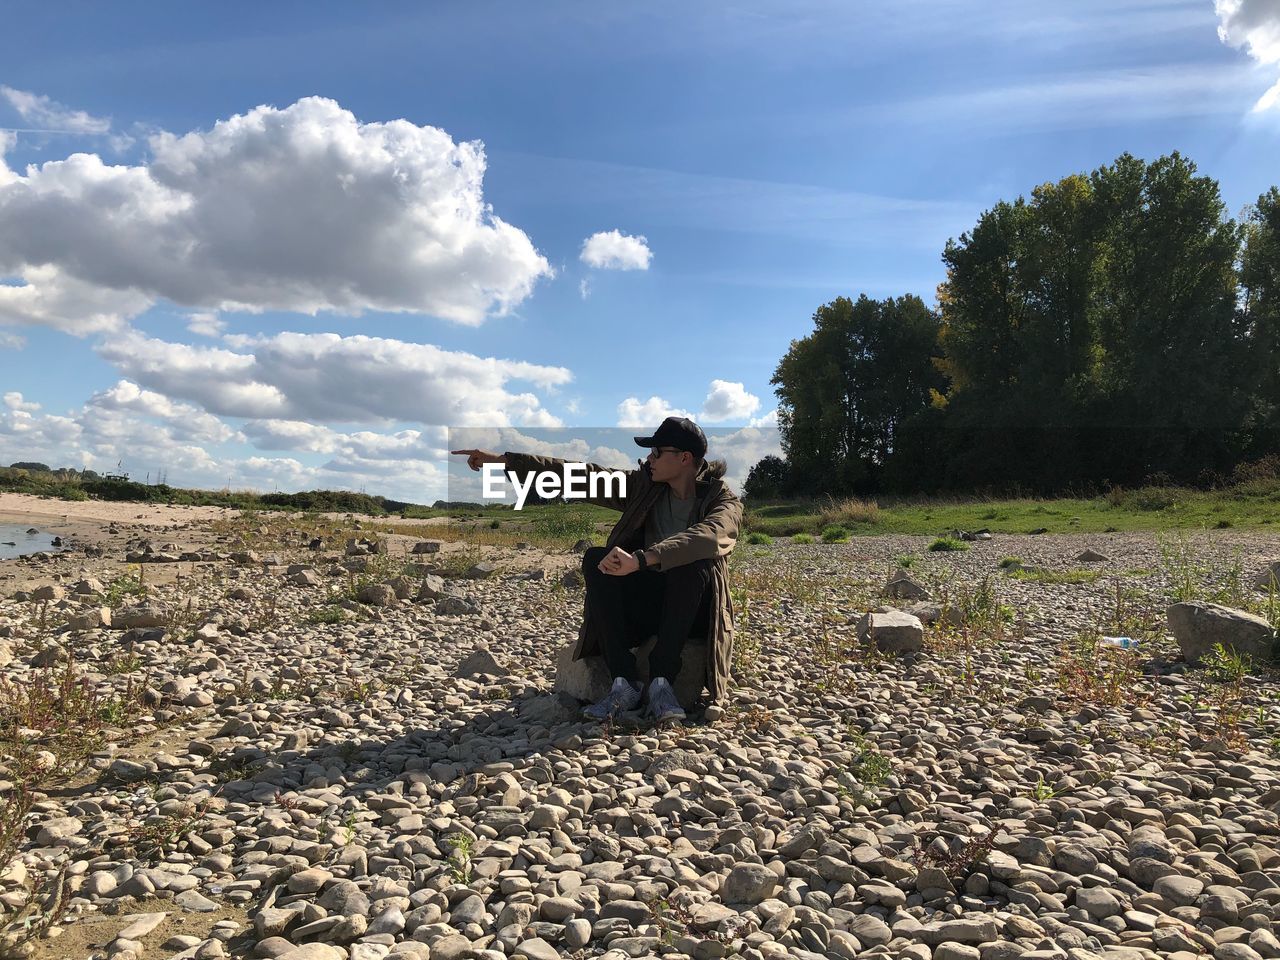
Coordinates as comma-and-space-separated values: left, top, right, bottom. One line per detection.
482, 462, 627, 510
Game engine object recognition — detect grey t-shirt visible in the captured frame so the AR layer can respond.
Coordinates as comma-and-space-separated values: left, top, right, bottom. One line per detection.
645, 487, 697, 549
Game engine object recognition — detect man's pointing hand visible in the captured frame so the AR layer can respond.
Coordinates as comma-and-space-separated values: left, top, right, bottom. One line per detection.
450, 449, 508, 472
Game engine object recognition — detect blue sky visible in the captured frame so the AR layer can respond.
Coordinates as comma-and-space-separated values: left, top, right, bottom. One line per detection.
2, 0, 1279, 502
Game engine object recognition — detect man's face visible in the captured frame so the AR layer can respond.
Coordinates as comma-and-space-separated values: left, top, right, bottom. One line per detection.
646, 445, 690, 481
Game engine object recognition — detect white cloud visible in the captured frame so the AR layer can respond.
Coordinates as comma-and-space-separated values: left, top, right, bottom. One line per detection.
749, 407, 778, 428
96, 330, 572, 427
1216, 0, 1280, 111
89, 379, 240, 445
700, 379, 761, 422
3, 392, 39, 412
0, 96, 553, 336
581, 230, 652, 271
187, 312, 225, 337
616, 396, 696, 429
579, 278, 590, 299
708, 425, 784, 494
0, 86, 111, 134
617, 380, 762, 428
0, 331, 24, 350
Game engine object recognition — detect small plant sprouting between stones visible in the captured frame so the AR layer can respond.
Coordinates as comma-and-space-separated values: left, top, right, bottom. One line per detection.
1029, 774, 1060, 802
443, 831, 475, 884
911, 828, 1003, 886
929, 537, 969, 552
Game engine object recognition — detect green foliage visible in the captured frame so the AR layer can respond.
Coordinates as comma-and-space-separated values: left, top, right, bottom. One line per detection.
743, 454, 791, 500
766, 150, 1277, 498
928, 537, 969, 552
771, 293, 945, 496
744, 532, 773, 545
820, 525, 851, 543
791, 533, 816, 544
531, 505, 598, 544
998, 555, 1022, 569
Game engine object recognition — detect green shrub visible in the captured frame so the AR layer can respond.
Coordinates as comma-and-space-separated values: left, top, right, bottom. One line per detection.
929, 537, 969, 552
998, 556, 1022, 569
821, 525, 851, 543
791, 533, 816, 544
745, 532, 773, 545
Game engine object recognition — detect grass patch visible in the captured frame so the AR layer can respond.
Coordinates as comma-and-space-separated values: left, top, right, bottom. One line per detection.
791, 533, 816, 544
744, 532, 773, 545
929, 537, 969, 552
819, 495, 881, 527
821, 525, 851, 543
998, 555, 1022, 569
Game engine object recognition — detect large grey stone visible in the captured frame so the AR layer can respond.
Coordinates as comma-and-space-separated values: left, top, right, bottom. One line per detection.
883, 571, 929, 601
721, 863, 778, 904
1254, 561, 1280, 592
113, 605, 169, 629
552, 637, 707, 708
857, 610, 924, 654
1167, 601, 1276, 666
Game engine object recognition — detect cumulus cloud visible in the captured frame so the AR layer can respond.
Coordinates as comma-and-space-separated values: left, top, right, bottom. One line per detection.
580, 229, 652, 271
0, 96, 553, 336
89, 379, 240, 445
749, 407, 778, 428
616, 380, 762, 428
700, 379, 761, 422
1217, 0, 1280, 111
186, 312, 225, 337
96, 330, 572, 426
0, 86, 111, 134
3, 391, 39, 412
616, 396, 696, 429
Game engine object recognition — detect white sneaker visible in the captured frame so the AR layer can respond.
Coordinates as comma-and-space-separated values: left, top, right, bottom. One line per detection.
646, 676, 686, 722
583, 677, 642, 720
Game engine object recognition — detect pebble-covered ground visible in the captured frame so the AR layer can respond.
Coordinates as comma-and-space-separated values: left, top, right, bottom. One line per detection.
2, 517, 1280, 960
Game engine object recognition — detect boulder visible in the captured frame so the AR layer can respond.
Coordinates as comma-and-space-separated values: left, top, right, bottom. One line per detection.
290, 569, 321, 587
416, 575, 448, 601
63, 607, 111, 631
1167, 601, 1276, 666
561, 569, 584, 590
1254, 561, 1280, 592
857, 610, 924, 654
435, 595, 480, 616
1076, 549, 1110, 563
356, 584, 397, 607
883, 571, 928, 601
73, 577, 105, 596
454, 649, 508, 678
903, 601, 963, 628
113, 605, 169, 630
553, 636, 707, 708
465, 562, 497, 579
31, 584, 65, 602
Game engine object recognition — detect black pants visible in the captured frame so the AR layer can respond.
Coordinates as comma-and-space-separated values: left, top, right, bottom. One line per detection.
582, 546, 712, 683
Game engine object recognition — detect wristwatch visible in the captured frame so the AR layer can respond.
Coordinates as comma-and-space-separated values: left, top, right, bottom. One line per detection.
633, 550, 648, 571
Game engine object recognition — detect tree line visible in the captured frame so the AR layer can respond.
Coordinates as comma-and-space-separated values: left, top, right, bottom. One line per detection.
748, 152, 1280, 499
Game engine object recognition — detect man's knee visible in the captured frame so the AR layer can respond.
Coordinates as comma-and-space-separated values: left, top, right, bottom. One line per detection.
665, 557, 713, 584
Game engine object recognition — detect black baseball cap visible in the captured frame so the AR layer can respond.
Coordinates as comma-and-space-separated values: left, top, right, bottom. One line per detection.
634, 416, 707, 458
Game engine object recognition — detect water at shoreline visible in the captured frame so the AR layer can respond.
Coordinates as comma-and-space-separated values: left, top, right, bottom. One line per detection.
0, 524, 63, 560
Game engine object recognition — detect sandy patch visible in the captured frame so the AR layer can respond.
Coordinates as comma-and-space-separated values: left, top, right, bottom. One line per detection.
0, 494, 236, 531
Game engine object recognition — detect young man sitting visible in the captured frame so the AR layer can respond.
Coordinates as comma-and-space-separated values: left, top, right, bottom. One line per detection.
452, 416, 743, 722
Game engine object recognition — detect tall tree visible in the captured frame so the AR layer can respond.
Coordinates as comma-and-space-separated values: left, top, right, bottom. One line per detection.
1241, 188, 1280, 455
771, 294, 944, 494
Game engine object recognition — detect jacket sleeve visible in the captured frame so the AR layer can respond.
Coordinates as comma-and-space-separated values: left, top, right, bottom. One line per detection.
501, 451, 640, 513
648, 485, 742, 570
